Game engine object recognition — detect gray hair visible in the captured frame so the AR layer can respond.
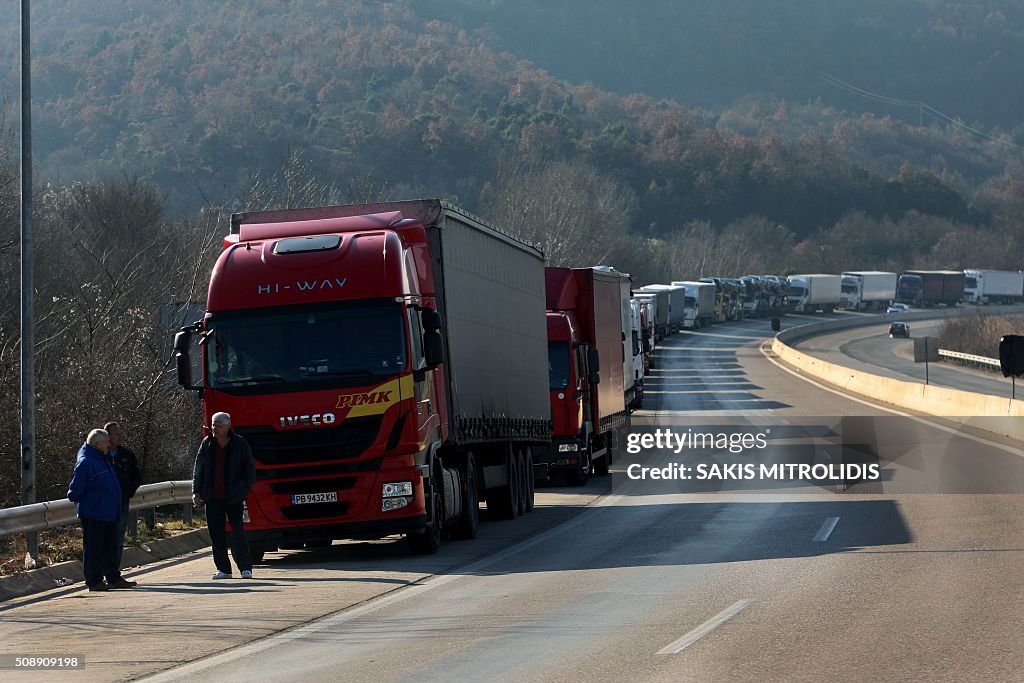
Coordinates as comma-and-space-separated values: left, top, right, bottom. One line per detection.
86, 429, 109, 447
211, 412, 231, 426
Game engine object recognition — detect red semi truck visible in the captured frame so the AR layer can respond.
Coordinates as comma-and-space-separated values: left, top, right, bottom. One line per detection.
539, 267, 631, 485
174, 200, 550, 559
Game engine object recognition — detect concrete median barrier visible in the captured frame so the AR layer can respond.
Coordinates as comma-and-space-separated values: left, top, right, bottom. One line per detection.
772, 308, 1024, 442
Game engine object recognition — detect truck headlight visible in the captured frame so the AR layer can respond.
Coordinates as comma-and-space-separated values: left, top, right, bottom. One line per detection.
382, 497, 411, 512
558, 443, 579, 452
383, 481, 413, 498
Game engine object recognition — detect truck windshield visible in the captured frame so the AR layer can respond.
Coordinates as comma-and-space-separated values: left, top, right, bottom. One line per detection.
548, 341, 570, 390
206, 302, 407, 391
898, 276, 922, 291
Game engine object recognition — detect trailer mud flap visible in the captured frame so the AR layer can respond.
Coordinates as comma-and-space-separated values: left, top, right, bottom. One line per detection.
482, 464, 507, 488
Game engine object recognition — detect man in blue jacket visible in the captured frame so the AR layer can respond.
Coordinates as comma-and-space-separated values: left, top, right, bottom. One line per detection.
67, 429, 137, 591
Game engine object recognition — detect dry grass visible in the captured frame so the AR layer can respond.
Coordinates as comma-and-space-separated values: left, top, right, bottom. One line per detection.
937, 312, 1024, 362
0, 510, 206, 575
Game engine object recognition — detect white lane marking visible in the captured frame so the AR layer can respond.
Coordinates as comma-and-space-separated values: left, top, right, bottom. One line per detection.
656, 599, 756, 655
759, 342, 1024, 460
813, 517, 840, 542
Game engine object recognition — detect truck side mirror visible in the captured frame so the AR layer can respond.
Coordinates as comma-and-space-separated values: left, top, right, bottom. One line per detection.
424, 330, 444, 368
587, 347, 600, 375
176, 351, 193, 388
588, 371, 601, 386
422, 309, 442, 333
173, 328, 201, 393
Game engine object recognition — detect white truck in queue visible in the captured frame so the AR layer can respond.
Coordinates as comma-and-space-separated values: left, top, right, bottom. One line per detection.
840, 271, 897, 311
963, 269, 1024, 304
672, 281, 716, 329
787, 274, 842, 313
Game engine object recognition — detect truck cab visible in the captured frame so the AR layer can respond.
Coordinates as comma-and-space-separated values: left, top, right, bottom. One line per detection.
542, 267, 630, 485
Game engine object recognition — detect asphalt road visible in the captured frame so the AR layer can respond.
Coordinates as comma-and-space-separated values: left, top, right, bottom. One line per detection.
4, 314, 1024, 682
793, 318, 1018, 400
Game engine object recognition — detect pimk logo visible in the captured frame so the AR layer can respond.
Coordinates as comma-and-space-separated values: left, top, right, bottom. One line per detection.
258, 278, 347, 295
336, 391, 392, 409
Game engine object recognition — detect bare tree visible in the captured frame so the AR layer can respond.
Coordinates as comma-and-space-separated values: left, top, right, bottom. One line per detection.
483, 157, 637, 267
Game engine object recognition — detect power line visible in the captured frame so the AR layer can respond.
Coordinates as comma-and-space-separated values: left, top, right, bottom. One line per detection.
820, 72, 1024, 154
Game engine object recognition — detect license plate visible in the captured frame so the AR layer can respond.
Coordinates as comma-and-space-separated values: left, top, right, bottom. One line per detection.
291, 492, 337, 505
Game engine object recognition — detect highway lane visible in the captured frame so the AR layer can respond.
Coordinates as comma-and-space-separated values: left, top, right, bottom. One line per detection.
133, 317, 1024, 682
0, 484, 608, 681
793, 318, 1018, 400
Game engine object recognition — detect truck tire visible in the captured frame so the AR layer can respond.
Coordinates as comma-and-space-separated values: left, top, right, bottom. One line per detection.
250, 546, 267, 565
452, 452, 479, 540
525, 447, 535, 512
567, 465, 590, 486
487, 448, 519, 520
515, 448, 528, 517
593, 450, 610, 476
568, 442, 590, 486
408, 488, 443, 554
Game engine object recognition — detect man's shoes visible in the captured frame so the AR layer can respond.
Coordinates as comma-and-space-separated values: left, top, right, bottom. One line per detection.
108, 578, 137, 589
212, 571, 232, 579
88, 582, 109, 592
241, 570, 253, 579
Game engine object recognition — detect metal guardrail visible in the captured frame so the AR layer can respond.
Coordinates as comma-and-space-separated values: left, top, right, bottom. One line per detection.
0, 481, 193, 538
938, 349, 1002, 369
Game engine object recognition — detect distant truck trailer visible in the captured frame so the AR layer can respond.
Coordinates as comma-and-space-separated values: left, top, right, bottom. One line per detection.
672, 281, 716, 329
840, 271, 897, 311
963, 269, 1024, 304
896, 270, 964, 307
636, 284, 686, 333
787, 274, 842, 313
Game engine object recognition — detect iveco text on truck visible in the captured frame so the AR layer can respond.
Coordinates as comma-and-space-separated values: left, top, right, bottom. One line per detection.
174, 200, 551, 559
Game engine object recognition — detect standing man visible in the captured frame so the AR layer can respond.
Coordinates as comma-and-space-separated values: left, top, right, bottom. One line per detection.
67, 429, 136, 591
192, 412, 256, 579
105, 422, 143, 575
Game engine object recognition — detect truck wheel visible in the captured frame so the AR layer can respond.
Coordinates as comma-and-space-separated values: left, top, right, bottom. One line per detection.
515, 448, 529, 517
525, 447, 535, 512
567, 465, 590, 486
487, 448, 519, 520
250, 546, 267, 565
567, 442, 590, 486
408, 488, 443, 554
452, 452, 479, 540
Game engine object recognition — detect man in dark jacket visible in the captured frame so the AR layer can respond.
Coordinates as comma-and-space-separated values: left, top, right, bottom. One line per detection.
105, 421, 143, 573
67, 429, 136, 591
192, 412, 256, 579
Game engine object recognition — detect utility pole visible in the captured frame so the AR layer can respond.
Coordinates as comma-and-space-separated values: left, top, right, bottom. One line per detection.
21, 0, 37, 560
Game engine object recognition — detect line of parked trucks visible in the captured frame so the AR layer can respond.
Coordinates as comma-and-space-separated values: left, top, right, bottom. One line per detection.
171, 198, 1023, 560
173, 200, 672, 560
768, 269, 1023, 313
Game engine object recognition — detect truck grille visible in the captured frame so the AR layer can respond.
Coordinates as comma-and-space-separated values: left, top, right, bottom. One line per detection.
268, 477, 357, 495
281, 502, 350, 520
238, 416, 382, 465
